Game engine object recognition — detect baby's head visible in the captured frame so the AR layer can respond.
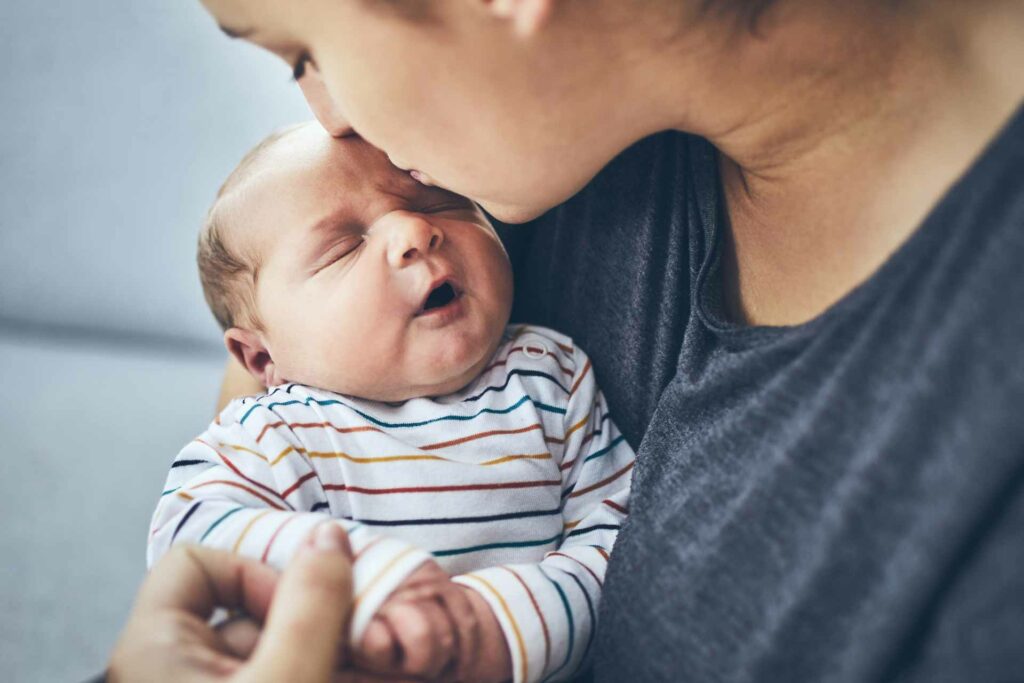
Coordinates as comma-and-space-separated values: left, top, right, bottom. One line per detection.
199, 122, 513, 401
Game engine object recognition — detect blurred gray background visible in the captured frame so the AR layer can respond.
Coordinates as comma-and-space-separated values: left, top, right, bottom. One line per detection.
0, 2, 310, 680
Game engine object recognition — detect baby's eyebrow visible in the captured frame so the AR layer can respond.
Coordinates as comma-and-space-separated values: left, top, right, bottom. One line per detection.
309, 207, 352, 237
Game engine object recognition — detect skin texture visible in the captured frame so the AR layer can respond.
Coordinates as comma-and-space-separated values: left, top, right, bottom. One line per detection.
219, 123, 513, 402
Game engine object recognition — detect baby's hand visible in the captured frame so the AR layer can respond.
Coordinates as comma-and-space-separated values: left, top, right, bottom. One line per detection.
355, 561, 511, 682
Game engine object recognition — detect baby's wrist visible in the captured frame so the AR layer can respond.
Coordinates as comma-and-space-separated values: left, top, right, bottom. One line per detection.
458, 583, 513, 683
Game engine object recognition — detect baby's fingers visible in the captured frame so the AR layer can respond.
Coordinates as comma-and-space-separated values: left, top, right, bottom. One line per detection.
438, 586, 481, 681
358, 615, 402, 672
361, 600, 455, 680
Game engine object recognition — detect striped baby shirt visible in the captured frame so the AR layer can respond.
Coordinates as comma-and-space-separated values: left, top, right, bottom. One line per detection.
147, 325, 635, 683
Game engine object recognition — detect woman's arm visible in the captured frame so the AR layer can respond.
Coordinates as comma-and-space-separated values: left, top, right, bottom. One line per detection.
217, 356, 265, 413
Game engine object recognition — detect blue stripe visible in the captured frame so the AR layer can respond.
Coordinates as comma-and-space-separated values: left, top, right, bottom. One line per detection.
566, 524, 621, 539
241, 393, 557, 426
463, 369, 569, 403
171, 459, 210, 469
161, 486, 181, 497
582, 435, 626, 464
199, 506, 244, 542
170, 501, 202, 544
565, 571, 597, 666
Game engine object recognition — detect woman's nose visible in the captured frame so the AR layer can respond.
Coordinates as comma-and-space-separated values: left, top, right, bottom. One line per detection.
385, 213, 444, 269
296, 65, 354, 138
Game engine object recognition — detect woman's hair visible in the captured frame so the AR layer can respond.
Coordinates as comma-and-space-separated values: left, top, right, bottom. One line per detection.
701, 0, 778, 28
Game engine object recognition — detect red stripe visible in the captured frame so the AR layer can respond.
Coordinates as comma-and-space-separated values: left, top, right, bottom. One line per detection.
197, 439, 291, 508
190, 480, 287, 510
602, 499, 629, 515
569, 462, 635, 499
260, 515, 300, 562
548, 551, 603, 587
559, 430, 600, 472
568, 360, 592, 397
500, 566, 551, 673
280, 471, 318, 499
420, 423, 543, 451
354, 536, 385, 561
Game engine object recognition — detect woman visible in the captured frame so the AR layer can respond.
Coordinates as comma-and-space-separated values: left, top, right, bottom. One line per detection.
113, 0, 1024, 680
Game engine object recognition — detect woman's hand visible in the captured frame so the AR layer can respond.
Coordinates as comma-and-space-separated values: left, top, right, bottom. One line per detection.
108, 525, 353, 683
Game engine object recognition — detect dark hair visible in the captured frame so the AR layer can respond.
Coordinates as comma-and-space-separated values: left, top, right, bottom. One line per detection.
700, 0, 778, 29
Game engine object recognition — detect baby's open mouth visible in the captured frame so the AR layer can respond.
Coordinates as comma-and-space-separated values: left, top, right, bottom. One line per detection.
418, 281, 460, 314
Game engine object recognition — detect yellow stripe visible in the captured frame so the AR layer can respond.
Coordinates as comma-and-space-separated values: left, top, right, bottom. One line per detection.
353, 546, 420, 610
563, 518, 581, 530
220, 443, 268, 462
177, 491, 194, 501
480, 453, 552, 466
564, 415, 589, 441
308, 451, 449, 465
269, 446, 298, 466
462, 574, 528, 683
232, 510, 273, 554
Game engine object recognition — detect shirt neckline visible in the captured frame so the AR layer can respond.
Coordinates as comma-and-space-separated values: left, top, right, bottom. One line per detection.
693, 98, 1024, 352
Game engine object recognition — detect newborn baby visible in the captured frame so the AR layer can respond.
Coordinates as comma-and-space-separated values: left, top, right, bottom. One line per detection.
148, 122, 635, 683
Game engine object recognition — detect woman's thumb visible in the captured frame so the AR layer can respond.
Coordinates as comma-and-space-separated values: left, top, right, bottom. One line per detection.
247, 524, 354, 683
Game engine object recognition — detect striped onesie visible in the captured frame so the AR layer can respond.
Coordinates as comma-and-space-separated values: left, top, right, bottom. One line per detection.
148, 325, 635, 683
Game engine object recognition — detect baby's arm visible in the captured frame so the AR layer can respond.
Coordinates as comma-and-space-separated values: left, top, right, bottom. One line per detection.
453, 350, 634, 683
147, 399, 432, 642
359, 347, 634, 683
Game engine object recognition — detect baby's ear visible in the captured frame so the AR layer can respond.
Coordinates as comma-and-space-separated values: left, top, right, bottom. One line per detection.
224, 328, 280, 388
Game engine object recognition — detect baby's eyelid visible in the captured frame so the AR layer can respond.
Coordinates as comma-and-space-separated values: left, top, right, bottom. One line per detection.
314, 236, 364, 274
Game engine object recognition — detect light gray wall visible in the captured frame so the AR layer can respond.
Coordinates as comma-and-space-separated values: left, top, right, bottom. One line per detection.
0, 5, 315, 679
0, 0, 311, 348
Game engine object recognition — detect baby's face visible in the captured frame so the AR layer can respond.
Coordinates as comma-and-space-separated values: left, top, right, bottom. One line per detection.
222, 125, 513, 401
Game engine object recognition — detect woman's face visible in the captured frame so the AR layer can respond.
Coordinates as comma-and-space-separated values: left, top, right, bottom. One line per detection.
200, 0, 633, 223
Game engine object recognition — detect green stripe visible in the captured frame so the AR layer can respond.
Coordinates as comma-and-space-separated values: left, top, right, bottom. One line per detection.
199, 506, 244, 542
242, 393, 552, 426
432, 533, 561, 558
582, 435, 626, 464
540, 566, 575, 681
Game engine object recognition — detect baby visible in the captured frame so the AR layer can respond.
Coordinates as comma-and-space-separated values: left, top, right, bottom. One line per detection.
148, 122, 635, 683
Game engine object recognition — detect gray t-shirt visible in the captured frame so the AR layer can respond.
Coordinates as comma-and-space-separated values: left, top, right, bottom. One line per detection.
498, 102, 1024, 681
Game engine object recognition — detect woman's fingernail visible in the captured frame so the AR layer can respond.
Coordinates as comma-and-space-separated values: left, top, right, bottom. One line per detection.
313, 524, 347, 552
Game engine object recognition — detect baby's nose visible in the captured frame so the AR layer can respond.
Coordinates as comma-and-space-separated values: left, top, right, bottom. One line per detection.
385, 212, 444, 268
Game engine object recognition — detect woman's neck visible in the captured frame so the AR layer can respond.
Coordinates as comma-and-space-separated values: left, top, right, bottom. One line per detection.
638, 0, 1024, 325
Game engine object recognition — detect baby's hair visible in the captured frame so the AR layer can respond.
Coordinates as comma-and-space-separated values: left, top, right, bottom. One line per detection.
198, 123, 307, 331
